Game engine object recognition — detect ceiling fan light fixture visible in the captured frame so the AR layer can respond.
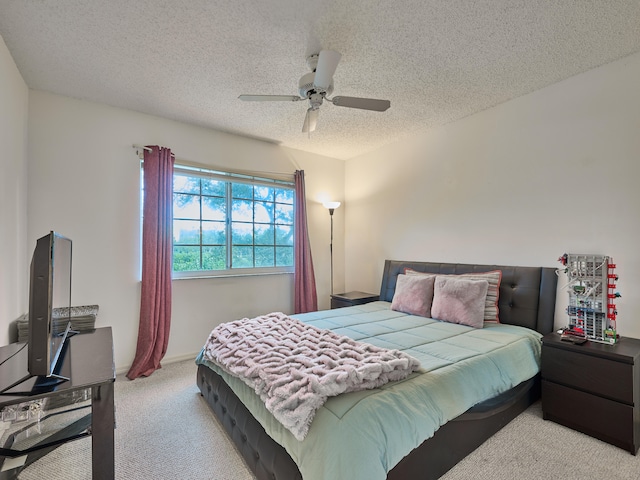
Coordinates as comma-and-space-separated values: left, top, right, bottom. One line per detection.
308, 92, 324, 109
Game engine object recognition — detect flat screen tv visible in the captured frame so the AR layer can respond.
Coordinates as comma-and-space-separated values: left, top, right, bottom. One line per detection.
27, 231, 73, 379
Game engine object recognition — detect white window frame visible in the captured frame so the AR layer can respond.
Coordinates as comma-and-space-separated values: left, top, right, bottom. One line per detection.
143, 163, 295, 279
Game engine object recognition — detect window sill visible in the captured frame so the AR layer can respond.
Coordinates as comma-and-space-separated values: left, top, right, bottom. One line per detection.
171, 270, 294, 281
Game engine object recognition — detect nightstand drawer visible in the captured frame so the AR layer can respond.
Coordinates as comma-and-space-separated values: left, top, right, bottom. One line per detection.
542, 380, 636, 452
542, 346, 634, 404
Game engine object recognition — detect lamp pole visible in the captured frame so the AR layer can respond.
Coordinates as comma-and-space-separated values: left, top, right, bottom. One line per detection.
323, 201, 341, 295
329, 207, 335, 295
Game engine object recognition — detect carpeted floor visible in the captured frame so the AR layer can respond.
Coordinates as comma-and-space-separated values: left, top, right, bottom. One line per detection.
440, 402, 640, 480
18, 360, 254, 480
17, 359, 640, 479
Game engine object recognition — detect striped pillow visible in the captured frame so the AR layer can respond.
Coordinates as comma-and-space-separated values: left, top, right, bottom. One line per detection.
405, 269, 502, 322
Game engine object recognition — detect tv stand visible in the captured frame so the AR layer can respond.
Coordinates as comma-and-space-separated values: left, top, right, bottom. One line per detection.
0, 327, 115, 479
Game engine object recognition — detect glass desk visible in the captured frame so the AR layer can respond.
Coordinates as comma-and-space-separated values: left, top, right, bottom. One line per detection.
0, 327, 115, 479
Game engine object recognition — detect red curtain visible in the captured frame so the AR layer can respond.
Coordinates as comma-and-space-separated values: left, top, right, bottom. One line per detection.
127, 146, 174, 379
294, 170, 318, 313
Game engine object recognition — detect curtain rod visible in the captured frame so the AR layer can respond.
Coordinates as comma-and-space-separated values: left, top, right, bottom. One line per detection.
131, 144, 295, 181
132, 144, 175, 159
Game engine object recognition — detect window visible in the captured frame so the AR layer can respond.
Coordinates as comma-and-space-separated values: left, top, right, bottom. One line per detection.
145, 164, 295, 278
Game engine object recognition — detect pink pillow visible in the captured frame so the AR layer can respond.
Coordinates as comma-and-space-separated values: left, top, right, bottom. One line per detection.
391, 274, 436, 317
431, 276, 489, 328
406, 268, 502, 322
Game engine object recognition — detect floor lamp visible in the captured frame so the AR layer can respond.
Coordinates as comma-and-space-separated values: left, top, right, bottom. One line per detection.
323, 201, 341, 295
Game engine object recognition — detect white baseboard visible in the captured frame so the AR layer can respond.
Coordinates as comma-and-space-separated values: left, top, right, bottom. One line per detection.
116, 351, 200, 376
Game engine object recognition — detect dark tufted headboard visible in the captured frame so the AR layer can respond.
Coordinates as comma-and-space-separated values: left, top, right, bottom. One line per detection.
379, 260, 558, 334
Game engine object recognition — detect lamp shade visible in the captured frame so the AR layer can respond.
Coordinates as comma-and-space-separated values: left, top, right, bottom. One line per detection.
323, 201, 341, 210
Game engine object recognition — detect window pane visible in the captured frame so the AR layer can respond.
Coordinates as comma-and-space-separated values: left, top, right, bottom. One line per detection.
202, 196, 225, 221
174, 193, 200, 220
202, 179, 226, 196
174, 220, 200, 245
275, 225, 293, 246
254, 224, 274, 245
254, 201, 274, 223
275, 203, 293, 224
232, 183, 253, 199
202, 221, 225, 244
276, 246, 293, 266
173, 246, 200, 271
232, 222, 253, 245
255, 247, 275, 267
232, 246, 253, 268
254, 186, 273, 201
202, 246, 226, 270
167, 166, 295, 274
232, 199, 253, 222
174, 174, 200, 194
275, 188, 294, 204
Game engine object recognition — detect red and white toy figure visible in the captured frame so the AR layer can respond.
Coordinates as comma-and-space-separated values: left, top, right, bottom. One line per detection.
558, 253, 620, 344
604, 259, 620, 342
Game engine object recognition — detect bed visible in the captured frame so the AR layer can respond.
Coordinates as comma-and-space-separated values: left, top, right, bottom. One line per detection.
196, 260, 558, 480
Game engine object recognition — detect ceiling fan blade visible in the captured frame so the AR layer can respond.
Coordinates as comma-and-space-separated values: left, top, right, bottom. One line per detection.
238, 95, 302, 102
313, 50, 341, 91
302, 108, 319, 133
331, 96, 391, 112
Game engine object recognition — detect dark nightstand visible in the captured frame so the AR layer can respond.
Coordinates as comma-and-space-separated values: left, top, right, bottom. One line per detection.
541, 333, 640, 454
330, 291, 379, 309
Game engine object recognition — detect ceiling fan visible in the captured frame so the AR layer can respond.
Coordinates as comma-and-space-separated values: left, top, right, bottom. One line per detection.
239, 50, 391, 133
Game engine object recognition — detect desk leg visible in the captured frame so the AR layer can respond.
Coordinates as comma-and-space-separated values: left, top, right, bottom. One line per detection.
91, 382, 115, 480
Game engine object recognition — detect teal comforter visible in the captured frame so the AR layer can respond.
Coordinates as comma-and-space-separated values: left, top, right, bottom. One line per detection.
196, 301, 543, 480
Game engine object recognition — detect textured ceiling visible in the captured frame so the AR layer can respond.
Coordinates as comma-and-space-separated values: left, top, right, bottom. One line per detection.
1, 1, 640, 160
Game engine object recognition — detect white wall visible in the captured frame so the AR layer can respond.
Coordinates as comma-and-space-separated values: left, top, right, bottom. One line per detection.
16, 44, 640, 372
27, 91, 344, 371
0, 35, 29, 345
345, 51, 640, 339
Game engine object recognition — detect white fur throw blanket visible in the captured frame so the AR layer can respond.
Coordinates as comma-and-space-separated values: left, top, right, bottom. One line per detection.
202, 312, 421, 441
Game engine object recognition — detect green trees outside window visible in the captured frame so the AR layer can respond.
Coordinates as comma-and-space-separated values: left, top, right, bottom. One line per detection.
171, 171, 294, 274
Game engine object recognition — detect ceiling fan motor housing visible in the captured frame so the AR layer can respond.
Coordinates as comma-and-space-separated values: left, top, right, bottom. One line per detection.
298, 72, 334, 98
